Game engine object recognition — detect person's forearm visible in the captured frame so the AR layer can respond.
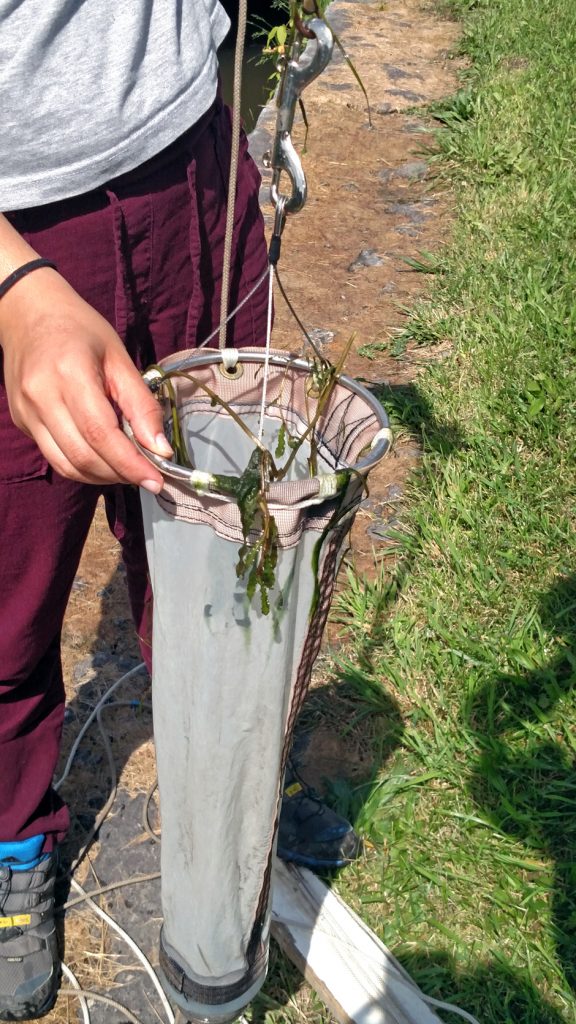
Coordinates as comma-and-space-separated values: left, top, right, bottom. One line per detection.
0, 211, 170, 490
0, 212, 40, 280
0, 212, 62, 351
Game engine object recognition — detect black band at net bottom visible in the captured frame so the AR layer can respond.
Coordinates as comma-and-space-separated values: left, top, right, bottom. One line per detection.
159, 928, 267, 1006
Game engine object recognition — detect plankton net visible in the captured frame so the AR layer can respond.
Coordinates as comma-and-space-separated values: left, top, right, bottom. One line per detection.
128, 10, 392, 1024
136, 349, 391, 1022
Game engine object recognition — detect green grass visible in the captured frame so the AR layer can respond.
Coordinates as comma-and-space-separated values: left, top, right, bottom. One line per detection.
317, 1, 576, 1022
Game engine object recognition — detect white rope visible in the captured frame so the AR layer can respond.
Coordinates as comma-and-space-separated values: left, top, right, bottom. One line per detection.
70, 877, 175, 1024
62, 962, 91, 1024
221, 348, 239, 371
59, 987, 147, 1024
423, 994, 481, 1024
257, 264, 275, 442
54, 662, 146, 791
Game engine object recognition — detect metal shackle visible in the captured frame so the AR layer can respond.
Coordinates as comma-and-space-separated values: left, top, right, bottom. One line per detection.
270, 18, 334, 215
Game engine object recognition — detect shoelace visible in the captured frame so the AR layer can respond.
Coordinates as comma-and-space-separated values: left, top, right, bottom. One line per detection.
0, 867, 12, 912
285, 760, 327, 819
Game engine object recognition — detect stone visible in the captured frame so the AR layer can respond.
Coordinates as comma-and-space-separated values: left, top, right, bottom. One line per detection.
72, 657, 95, 683
388, 88, 425, 103
383, 63, 422, 83
395, 224, 420, 237
117, 654, 142, 671
307, 328, 335, 348
383, 484, 404, 502
386, 201, 427, 224
348, 249, 384, 271
367, 516, 401, 542
379, 160, 429, 183
403, 120, 428, 134
395, 159, 429, 179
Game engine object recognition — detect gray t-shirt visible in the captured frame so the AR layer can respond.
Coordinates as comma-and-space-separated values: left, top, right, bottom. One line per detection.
0, 0, 231, 210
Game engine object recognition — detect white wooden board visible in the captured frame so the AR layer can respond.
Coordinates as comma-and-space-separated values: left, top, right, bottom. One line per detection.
271, 859, 443, 1024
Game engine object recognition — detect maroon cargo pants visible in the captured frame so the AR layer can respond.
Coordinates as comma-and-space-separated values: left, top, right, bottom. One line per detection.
0, 97, 269, 850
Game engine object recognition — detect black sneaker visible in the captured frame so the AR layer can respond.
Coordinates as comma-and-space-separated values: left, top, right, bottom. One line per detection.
0, 852, 60, 1021
277, 762, 361, 870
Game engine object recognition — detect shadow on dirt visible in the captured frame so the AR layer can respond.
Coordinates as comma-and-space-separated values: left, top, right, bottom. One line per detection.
466, 572, 576, 1002
372, 379, 466, 457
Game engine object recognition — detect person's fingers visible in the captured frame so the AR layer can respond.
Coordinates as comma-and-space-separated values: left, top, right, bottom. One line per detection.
0, 275, 173, 487
35, 416, 165, 492
32, 422, 122, 485
105, 350, 173, 459
40, 383, 166, 490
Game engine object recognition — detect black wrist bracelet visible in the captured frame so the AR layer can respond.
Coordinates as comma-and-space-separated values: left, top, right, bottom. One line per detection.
0, 258, 58, 301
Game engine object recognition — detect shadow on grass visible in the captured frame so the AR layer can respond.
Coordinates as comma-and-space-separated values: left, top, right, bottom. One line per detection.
370, 380, 466, 456
291, 669, 405, 839
400, 949, 568, 1024
467, 572, 576, 996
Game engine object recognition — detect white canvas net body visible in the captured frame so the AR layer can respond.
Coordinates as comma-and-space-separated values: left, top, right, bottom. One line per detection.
134, 347, 391, 1021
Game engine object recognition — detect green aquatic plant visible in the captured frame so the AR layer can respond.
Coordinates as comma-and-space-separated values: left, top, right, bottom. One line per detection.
220, 448, 280, 615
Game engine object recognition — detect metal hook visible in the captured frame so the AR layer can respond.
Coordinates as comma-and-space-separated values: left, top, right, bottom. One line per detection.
269, 18, 334, 216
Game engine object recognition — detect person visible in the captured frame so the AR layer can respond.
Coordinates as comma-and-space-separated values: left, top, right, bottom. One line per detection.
0, 1, 360, 1019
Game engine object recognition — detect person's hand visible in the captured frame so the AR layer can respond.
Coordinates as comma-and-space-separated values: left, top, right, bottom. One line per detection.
0, 266, 172, 490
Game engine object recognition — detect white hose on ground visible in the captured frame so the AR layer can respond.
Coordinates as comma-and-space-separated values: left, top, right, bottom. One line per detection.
62, 961, 90, 1024
70, 877, 175, 1024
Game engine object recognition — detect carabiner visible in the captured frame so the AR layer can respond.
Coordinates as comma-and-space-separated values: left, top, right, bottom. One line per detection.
269, 17, 333, 217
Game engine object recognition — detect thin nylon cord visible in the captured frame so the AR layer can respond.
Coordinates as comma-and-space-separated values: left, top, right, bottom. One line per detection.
257, 265, 275, 441
64, 871, 160, 911
218, 0, 248, 348
199, 264, 269, 349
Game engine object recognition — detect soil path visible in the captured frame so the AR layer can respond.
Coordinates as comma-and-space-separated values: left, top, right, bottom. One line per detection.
53, 4, 460, 1022
250, 0, 459, 581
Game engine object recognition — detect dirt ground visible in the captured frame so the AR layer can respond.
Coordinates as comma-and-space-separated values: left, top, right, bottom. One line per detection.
51, 2, 461, 1022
